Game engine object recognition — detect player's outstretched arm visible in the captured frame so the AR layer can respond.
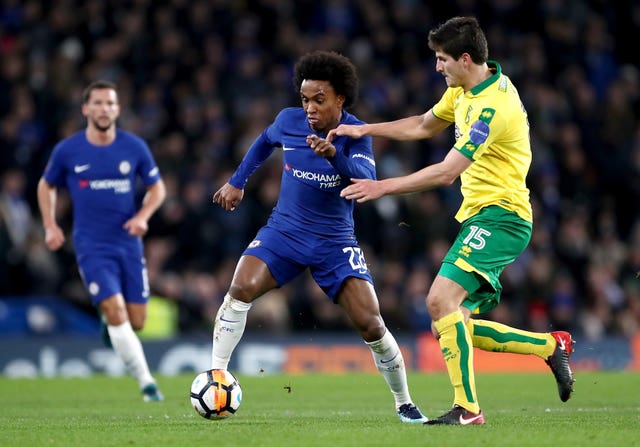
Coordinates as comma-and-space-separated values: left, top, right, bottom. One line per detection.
341, 148, 471, 203
327, 110, 450, 143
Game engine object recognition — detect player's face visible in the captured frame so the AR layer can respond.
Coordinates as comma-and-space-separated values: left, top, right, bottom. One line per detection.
300, 79, 345, 134
82, 88, 120, 132
434, 50, 466, 88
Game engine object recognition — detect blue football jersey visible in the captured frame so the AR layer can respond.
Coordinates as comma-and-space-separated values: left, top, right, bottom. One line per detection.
43, 129, 161, 255
229, 107, 376, 238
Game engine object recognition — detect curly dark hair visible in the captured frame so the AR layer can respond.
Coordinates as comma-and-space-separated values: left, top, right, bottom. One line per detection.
293, 50, 359, 108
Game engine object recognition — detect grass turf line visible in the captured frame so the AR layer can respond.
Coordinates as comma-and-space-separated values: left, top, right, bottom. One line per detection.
1, 371, 638, 447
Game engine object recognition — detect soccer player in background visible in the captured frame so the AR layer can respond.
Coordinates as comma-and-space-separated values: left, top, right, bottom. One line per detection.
330, 16, 575, 425
37, 80, 166, 402
211, 50, 427, 423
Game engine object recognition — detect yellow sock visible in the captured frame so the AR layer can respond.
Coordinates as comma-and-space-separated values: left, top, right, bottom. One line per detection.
466, 319, 555, 359
434, 310, 480, 414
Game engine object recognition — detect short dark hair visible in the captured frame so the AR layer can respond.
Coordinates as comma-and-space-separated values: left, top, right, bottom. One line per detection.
428, 16, 488, 64
293, 50, 359, 108
82, 80, 118, 103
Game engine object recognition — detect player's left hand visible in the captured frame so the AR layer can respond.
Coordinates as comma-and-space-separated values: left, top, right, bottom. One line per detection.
306, 134, 336, 158
123, 215, 148, 236
340, 178, 386, 203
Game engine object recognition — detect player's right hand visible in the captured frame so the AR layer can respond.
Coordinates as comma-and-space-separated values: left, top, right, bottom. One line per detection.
213, 182, 244, 211
44, 225, 65, 251
326, 124, 365, 142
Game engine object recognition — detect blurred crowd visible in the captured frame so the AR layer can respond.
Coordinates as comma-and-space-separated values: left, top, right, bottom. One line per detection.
1, 0, 639, 340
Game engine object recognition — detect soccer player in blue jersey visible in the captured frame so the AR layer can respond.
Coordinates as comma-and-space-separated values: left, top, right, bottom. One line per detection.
37, 80, 166, 402
211, 50, 427, 423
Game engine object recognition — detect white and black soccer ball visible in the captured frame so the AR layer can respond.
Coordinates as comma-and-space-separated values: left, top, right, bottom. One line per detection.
190, 369, 242, 420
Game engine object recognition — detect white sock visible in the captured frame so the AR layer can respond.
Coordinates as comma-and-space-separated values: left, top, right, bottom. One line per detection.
107, 321, 155, 389
211, 294, 252, 369
366, 329, 412, 409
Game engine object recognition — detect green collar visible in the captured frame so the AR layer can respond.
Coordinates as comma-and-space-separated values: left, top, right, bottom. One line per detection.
469, 60, 501, 95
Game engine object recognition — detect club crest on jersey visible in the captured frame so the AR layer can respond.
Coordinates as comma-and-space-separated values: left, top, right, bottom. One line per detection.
88, 282, 100, 296
119, 161, 131, 175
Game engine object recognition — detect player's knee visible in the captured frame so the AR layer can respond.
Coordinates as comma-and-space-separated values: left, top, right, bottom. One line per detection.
356, 315, 385, 342
228, 282, 261, 302
431, 322, 440, 340
426, 300, 437, 317
426, 293, 450, 319
100, 306, 128, 326
130, 317, 145, 331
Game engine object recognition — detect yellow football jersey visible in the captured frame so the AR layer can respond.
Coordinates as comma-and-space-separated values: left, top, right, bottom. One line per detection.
432, 61, 533, 223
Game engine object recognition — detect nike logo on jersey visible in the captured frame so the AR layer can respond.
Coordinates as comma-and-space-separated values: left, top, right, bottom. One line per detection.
282, 145, 295, 151
74, 164, 90, 173
459, 412, 484, 425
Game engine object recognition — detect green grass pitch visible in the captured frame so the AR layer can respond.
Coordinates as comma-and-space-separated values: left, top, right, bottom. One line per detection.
1, 371, 638, 447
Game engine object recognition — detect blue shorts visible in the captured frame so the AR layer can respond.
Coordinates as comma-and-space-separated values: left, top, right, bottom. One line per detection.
77, 252, 150, 305
243, 225, 373, 301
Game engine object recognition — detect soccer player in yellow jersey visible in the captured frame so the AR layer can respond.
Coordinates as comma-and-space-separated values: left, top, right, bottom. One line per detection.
327, 16, 575, 425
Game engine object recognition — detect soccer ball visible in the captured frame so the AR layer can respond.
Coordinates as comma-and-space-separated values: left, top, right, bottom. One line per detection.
190, 369, 242, 420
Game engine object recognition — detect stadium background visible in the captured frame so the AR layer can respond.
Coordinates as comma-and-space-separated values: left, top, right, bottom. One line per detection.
1, 0, 639, 375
